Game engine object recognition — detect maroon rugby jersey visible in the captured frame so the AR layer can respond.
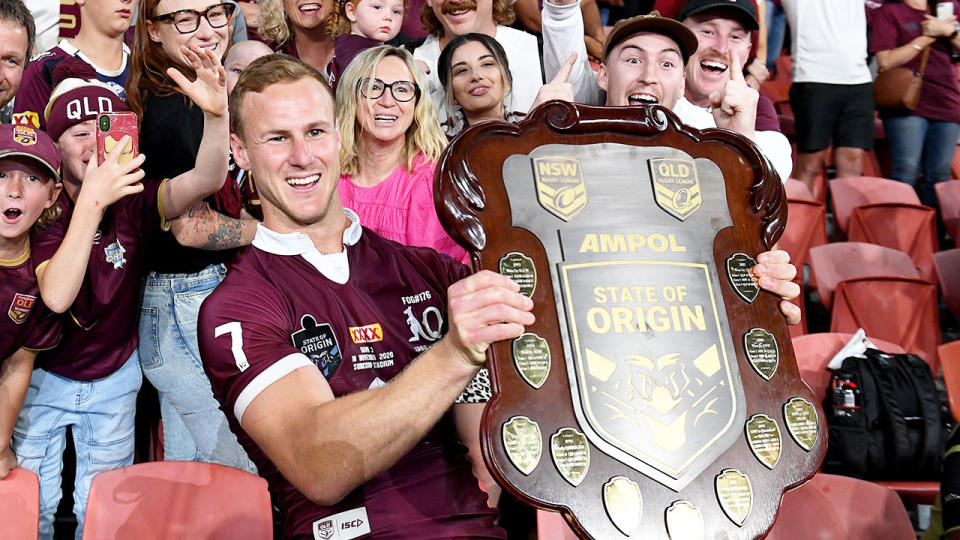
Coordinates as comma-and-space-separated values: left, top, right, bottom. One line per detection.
31, 179, 165, 380
198, 222, 504, 540
1, 248, 61, 360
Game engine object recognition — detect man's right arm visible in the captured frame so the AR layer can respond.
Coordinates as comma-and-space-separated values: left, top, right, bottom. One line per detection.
203, 270, 534, 506
541, 0, 603, 105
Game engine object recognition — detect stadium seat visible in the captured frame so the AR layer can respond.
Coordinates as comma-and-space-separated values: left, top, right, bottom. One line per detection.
81, 462, 271, 540
951, 144, 960, 179
791, 333, 905, 405
941, 341, 960, 423
0, 467, 39, 540
847, 202, 938, 283
784, 178, 814, 201
782, 198, 828, 273
934, 249, 960, 322
808, 243, 919, 309
774, 55, 792, 82
829, 177, 921, 234
936, 180, 960, 245
536, 510, 579, 540
830, 276, 941, 374
766, 473, 915, 540
861, 150, 884, 178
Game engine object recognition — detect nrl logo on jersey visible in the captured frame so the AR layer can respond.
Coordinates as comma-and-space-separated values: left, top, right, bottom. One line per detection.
105, 238, 126, 269
8, 293, 36, 324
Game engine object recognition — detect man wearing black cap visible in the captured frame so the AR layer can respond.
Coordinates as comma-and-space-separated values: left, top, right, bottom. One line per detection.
541, 3, 792, 181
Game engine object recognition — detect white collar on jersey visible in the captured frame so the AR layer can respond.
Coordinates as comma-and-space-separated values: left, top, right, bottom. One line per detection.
252, 208, 362, 285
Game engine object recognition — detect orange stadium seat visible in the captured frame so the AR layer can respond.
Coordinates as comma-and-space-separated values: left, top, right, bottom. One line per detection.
784, 178, 814, 201
81, 462, 271, 540
936, 180, 960, 245
0, 467, 40, 540
766, 473, 915, 540
774, 55, 792, 83
536, 510, 579, 540
829, 276, 941, 374
791, 333, 905, 404
808, 243, 919, 310
847, 202, 938, 283
934, 249, 960, 322
951, 144, 960, 179
829, 177, 921, 234
940, 341, 960, 423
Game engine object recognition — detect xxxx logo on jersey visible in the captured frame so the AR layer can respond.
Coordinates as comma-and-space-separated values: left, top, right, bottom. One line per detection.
349, 323, 383, 344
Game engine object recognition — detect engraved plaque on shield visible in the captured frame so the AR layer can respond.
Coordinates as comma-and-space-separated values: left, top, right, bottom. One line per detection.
436, 102, 826, 539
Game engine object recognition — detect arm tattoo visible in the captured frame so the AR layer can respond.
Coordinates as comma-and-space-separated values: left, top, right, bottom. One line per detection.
203, 216, 247, 250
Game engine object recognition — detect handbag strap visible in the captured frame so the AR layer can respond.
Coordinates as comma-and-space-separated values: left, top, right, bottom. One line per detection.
916, 45, 932, 76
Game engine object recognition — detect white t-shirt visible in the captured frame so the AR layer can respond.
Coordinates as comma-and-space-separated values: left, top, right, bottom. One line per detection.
780, 0, 872, 85
414, 25, 544, 124
24, 0, 59, 55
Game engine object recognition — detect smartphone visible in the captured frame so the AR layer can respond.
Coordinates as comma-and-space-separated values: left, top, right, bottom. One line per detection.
938, 1, 954, 20
96, 111, 138, 166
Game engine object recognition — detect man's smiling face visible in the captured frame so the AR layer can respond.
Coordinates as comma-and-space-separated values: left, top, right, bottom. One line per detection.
599, 32, 686, 109
682, 11, 752, 106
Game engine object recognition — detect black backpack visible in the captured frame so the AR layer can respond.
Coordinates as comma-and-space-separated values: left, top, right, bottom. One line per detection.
823, 348, 943, 480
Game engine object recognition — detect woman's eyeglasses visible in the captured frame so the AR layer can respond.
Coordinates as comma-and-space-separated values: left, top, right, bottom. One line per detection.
151, 2, 236, 34
356, 78, 420, 102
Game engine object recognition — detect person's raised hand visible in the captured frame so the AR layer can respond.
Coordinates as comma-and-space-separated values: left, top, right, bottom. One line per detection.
77, 135, 146, 211
710, 51, 759, 139
443, 270, 535, 367
169, 45, 228, 118
753, 249, 801, 325
530, 52, 577, 111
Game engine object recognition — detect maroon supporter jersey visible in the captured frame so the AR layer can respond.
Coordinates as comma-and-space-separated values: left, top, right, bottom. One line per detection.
13, 42, 129, 130
1, 248, 61, 360
199, 223, 504, 540
31, 179, 165, 380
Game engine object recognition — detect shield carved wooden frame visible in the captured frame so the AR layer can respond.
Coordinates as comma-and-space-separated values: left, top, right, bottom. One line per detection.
435, 101, 825, 539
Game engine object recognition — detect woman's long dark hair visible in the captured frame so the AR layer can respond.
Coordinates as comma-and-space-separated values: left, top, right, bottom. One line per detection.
436, 33, 512, 108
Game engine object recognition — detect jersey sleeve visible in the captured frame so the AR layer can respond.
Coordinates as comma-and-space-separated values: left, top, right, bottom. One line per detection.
12, 54, 55, 129
20, 302, 62, 351
198, 278, 314, 425
29, 212, 67, 269
868, 8, 901, 54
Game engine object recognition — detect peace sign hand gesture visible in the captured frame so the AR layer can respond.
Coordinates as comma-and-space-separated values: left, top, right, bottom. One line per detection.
168, 45, 228, 118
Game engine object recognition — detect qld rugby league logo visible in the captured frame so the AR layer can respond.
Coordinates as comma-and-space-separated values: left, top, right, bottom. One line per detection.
8, 293, 36, 324
649, 158, 702, 221
532, 157, 587, 221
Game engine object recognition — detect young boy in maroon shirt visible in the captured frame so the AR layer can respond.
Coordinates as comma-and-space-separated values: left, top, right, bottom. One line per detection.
12, 45, 230, 538
0, 124, 62, 480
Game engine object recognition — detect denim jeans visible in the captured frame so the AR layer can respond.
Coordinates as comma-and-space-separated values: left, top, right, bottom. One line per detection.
12, 351, 142, 540
766, 1, 787, 72
882, 115, 960, 207
138, 264, 255, 472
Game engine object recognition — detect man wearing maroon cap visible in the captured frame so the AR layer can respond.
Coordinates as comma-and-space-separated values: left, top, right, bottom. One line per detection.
11, 46, 229, 539
0, 123, 62, 482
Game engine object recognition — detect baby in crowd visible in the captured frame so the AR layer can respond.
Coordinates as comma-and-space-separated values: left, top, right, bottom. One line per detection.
328, 0, 407, 83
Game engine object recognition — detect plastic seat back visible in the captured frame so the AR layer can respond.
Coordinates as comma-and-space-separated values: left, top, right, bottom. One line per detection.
830, 276, 941, 374
536, 510, 580, 540
766, 473, 914, 540
848, 202, 937, 283
781, 198, 828, 275
935, 249, 960, 322
784, 178, 814, 201
829, 177, 921, 233
808, 243, 918, 309
940, 341, 960, 422
0, 467, 39, 540
81, 462, 272, 540
791, 333, 905, 402
936, 181, 960, 245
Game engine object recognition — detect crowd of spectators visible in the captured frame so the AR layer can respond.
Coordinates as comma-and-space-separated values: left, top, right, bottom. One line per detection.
0, 0, 957, 539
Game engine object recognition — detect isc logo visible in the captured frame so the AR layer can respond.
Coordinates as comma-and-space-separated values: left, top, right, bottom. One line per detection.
349, 323, 383, 344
